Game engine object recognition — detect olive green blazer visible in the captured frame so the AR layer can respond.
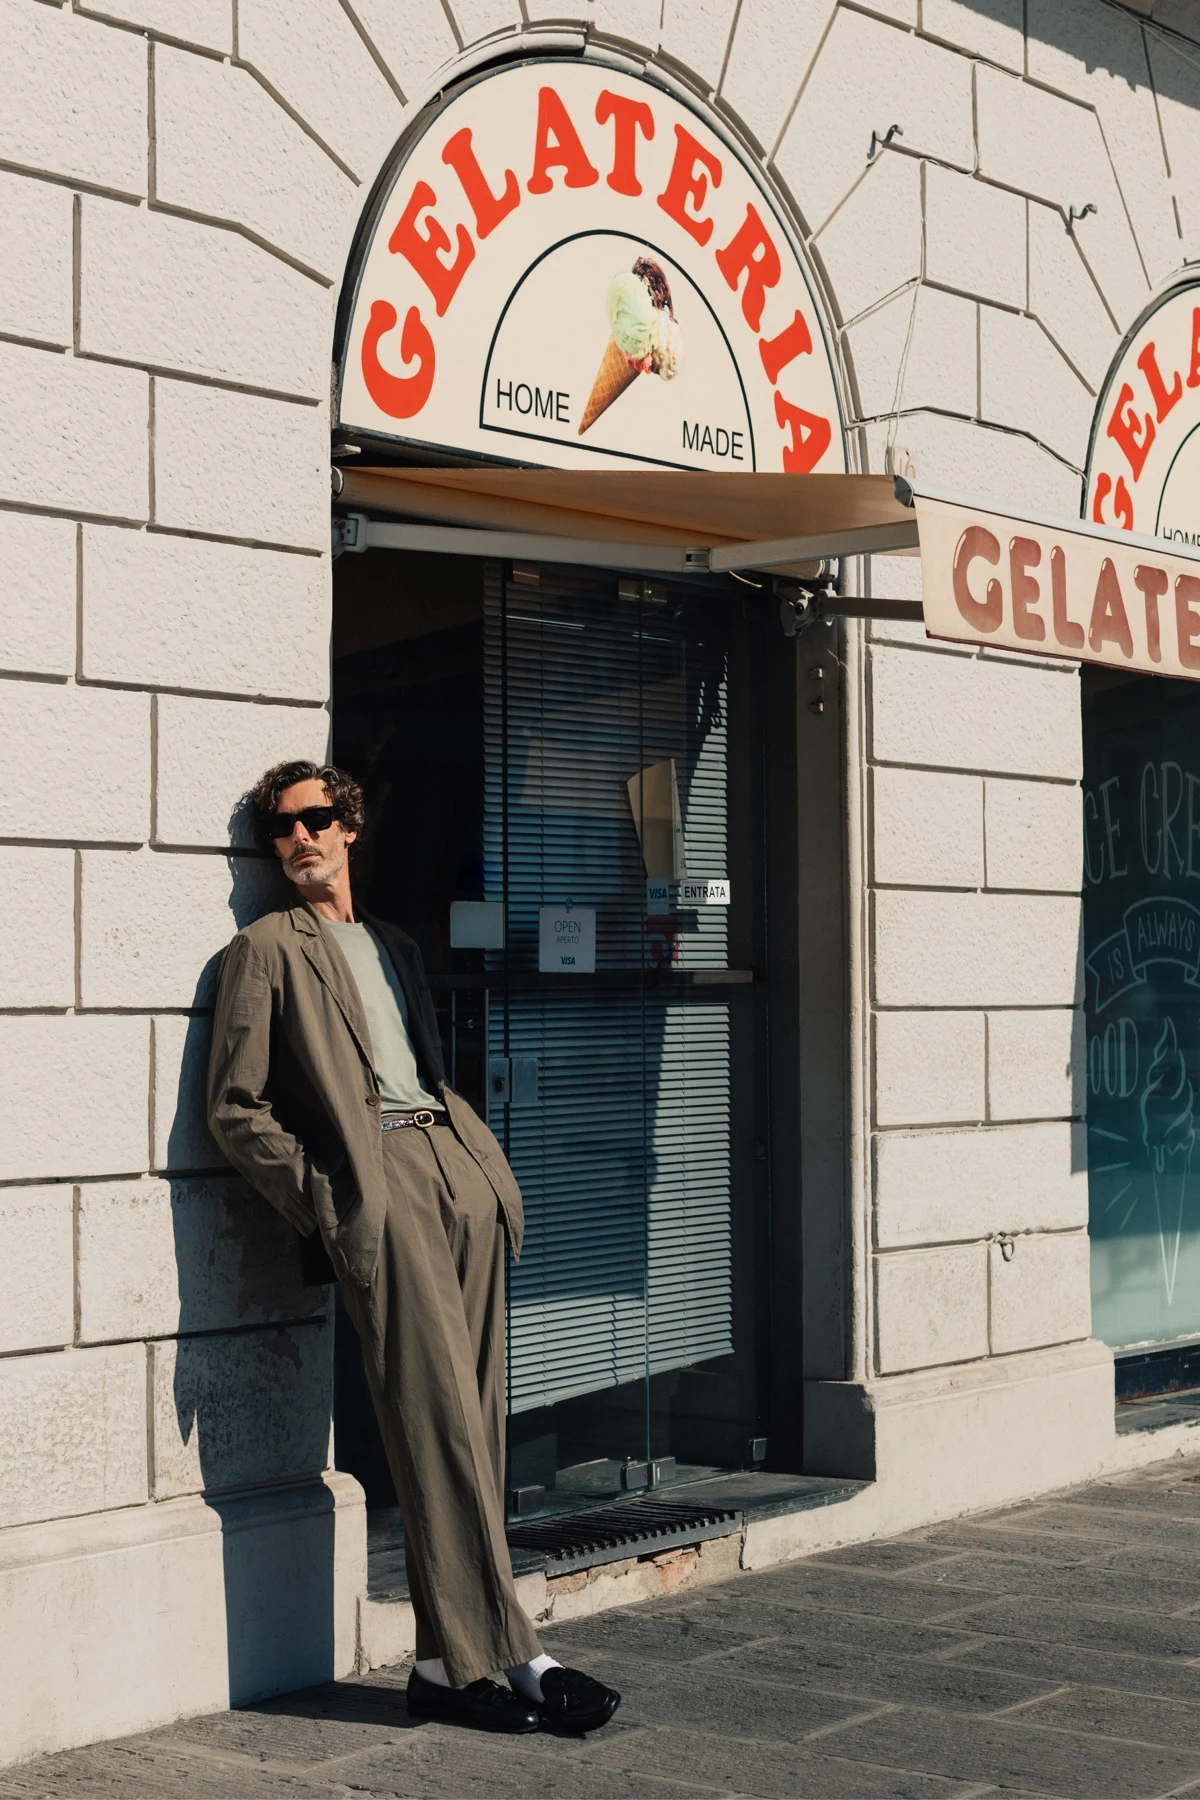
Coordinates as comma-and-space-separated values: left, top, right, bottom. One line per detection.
207, 901, 523, 1287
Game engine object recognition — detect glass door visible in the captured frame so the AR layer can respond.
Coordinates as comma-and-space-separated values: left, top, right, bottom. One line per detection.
477, 563, 768, 1515
332, 548, 770, 1519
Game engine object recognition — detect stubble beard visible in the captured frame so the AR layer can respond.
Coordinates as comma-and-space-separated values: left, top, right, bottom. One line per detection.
285, 843, 346, 892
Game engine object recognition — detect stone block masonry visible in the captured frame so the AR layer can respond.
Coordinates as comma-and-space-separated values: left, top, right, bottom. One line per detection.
76, 1176, 325, 1344
0, 511, 76, 678
0, 2, 342, 1752
4, 0, 1194, 1757
0, 1186, 74, 1356
80, 525, 329, 699
0, 1344, 148, 1531
149, 1325, 333, 1500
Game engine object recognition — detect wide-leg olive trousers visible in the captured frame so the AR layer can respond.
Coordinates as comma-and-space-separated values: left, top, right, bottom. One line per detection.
339, 1122, 542, 1686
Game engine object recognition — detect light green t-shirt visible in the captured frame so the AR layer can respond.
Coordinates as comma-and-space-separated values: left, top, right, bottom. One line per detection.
321, 919, 443, 1115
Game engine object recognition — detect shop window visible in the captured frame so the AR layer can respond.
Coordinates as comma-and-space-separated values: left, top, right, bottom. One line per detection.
1083, 666, 1200, 1348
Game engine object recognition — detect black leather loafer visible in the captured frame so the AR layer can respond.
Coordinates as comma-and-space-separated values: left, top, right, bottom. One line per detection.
405, 1668, 540, 1733
536, 1666, 622, 1733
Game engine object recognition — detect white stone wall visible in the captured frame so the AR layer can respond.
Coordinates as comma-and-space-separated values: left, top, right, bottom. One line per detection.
831, 0, 1200, 1387
2, 0, 1199, 1759
0, 0, 343, 1750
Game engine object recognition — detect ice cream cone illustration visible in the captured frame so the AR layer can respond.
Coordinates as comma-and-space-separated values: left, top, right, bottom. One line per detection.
1140, 1016, 1196, 1304
579, 257, 684, 435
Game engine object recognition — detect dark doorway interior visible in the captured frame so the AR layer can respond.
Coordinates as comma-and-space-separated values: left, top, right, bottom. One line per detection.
331, 546, 778, 1517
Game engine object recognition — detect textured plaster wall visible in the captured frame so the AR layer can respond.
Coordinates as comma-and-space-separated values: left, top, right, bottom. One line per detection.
1, 0, 1199, 1572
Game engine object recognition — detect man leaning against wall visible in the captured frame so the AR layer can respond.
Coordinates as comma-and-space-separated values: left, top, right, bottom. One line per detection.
207, 759, 621, 1736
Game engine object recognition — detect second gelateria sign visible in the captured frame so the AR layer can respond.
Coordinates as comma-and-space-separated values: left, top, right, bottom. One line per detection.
337, 59, 844, 474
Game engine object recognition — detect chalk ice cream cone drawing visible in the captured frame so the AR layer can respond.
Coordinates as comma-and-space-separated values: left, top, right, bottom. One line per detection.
1140, 1016, 1196, 1304
579, 257, 684, 435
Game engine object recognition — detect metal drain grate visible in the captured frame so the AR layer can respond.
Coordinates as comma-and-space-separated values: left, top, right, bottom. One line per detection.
505, 1498, 742, 1575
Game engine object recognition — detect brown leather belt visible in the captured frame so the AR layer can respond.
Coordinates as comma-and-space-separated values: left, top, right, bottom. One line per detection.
381, 1109, 449, 1132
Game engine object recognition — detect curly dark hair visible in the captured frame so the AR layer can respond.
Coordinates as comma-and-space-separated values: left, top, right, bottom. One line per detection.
249, 760, 365, 850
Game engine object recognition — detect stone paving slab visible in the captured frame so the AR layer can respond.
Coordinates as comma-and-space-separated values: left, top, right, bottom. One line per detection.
804, 1703, 1200, 1799
883, 1548, 1200, 1613
1006, 1503, 1200, 1546
928, 1631, 1200, 1706
11, 1452, 1200, 1798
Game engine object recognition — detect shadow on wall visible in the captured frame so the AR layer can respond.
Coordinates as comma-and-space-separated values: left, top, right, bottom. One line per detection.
165, 842, 343, 1705
941, 0, 1200, 100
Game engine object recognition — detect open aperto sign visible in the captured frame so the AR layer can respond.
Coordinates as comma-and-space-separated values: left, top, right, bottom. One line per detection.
337, 60, 845, 474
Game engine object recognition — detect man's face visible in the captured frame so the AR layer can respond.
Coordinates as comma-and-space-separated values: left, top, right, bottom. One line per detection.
270, 778, 357, 892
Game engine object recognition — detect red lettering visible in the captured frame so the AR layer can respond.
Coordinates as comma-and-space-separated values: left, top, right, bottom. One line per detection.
1092, 470, 1134, 532
1050, 545, 1085, 650
595, 89, 654, 196
1091, 474, 1109, 524
1133, 563, 1168, 664
952, 526, 1003, 632
1105, 381, 1155, 482
759, 310, 813, 385
360, 300, 435, 419
1188, 307, 1200, 389
773, 391, 831, 473
441, 128, 519, 239
1088, 557, 1134, 658
1136, 340, 1182, 422
1176, 574, 1200, 670
656, 125, 722, 246
527, 86, 599, 194
388, 181, 473, 317
1009, 536, 1045, 642
714, 204, 781, 333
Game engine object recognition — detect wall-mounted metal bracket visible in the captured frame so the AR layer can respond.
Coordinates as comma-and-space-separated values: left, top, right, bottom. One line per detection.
779, 578, 838, 638
331, 510, 369, 557
777, 569, 924, 636
867, 122, 903, 163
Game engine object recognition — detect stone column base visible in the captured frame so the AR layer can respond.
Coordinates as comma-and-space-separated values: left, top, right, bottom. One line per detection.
804, 1338, 1117, 1517
0, 1471, 366, 1767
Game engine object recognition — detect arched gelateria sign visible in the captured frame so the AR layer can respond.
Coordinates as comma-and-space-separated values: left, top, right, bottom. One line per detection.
1082, 276, 1200, 1348
916, 276, 1200, 681
337, 60, 845, 474
1086, 278, 1200, 544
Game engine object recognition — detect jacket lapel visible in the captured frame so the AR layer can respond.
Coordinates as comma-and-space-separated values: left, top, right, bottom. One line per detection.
289, 905, 375, 1073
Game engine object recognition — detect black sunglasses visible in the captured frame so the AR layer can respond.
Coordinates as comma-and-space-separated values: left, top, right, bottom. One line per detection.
266, 805, 340, 839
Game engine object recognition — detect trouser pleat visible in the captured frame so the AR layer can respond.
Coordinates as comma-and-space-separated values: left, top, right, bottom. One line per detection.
340, 1125, 541, 1685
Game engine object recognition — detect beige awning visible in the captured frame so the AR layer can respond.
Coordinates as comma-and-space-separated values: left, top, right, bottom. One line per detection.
333, 465, 1200, 680
334, 465, 919, 572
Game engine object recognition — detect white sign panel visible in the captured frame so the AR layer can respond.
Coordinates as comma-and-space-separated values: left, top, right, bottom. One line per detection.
681, 879, 731, 906
538, 906, 597, 972
646, 877, 730, 908
1086, 280, 1200, 546
916, 490, 1200, 683
338, 59, 844, 474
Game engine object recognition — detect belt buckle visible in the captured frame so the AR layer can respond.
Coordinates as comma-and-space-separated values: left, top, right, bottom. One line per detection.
413, 1109, 436, 1129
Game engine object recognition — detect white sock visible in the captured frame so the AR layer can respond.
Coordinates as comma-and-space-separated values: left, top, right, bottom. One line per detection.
506, 1652, 561, 1704
414, 1657, 452, 1688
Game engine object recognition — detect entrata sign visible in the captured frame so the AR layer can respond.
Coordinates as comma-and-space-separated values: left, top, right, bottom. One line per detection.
1086, 280, 1200, 547
337, 60, 844, 473
916, 490, 1200, 683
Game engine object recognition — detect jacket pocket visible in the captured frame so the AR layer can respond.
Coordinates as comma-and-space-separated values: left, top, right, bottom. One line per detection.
306, 1149, 361, 1234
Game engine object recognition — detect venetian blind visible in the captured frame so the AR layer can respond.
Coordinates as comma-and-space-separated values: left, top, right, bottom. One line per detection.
483, 563, 734, 1414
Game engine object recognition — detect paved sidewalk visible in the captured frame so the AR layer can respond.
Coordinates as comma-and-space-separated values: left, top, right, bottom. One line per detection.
11, 1452, 1200, 1799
